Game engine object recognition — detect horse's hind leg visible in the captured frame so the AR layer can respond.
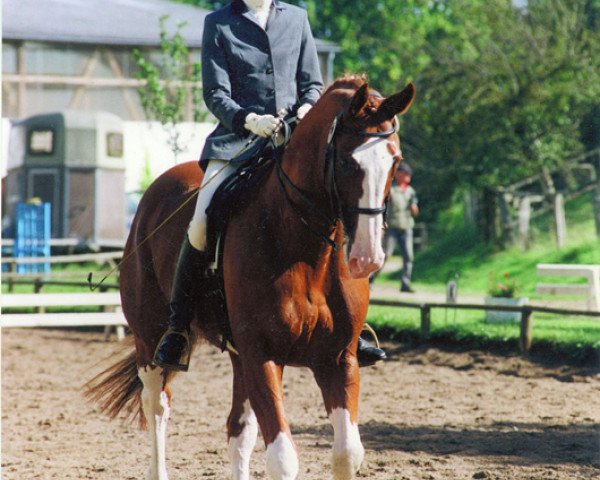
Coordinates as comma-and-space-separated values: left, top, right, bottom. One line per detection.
227, 354, 259, 480
138, 366, 171, 480
313, 359, 364, 480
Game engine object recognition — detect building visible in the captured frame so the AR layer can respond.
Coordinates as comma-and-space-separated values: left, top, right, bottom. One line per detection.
2, 0, 340, 244
2, 0, 341, 121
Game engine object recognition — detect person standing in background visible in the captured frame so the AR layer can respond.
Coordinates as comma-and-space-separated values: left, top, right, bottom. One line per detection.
385, 162, 419, 292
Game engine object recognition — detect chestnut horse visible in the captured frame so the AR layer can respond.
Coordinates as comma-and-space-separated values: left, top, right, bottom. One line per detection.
85, 76, 415, 480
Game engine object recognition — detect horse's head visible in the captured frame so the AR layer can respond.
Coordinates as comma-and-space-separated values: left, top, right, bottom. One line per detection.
280, 76, 415, 279
328, 80, 416, 278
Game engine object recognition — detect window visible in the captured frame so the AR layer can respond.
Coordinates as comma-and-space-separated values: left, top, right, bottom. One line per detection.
2, 42, 17, 74
29, 129, 54, 154
106, 132, 124, 158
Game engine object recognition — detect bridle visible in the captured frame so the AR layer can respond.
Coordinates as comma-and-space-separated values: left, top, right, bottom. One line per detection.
275, 104, 399, 251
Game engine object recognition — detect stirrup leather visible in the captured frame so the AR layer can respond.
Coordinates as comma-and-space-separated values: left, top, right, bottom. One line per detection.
153, 328, 192, 372
361, 323, 381, 348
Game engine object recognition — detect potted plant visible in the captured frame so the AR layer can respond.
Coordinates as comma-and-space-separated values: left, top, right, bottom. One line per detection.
484, 272, 528, 323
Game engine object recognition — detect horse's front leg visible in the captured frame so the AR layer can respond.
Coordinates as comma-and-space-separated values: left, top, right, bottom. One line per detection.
138, 366, 171, 480
243, 357, 299, 480
313, 353, 364, 480
227, 353, 259, 480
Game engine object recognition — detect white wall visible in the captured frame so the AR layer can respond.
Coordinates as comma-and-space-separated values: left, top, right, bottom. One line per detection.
123, 121, 216, 192
1, 119, 13, 178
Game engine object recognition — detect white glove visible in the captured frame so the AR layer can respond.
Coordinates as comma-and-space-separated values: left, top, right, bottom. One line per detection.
244, 113, 279, 138
296, 103, 312, 121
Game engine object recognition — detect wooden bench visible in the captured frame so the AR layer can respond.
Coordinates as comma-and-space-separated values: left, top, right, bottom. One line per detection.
1, 292, 127, 340
536, 264, 600, 311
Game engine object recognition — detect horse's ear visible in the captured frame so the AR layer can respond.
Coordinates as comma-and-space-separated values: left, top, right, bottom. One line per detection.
348, 84, 370, 117
373, 82, 416, 122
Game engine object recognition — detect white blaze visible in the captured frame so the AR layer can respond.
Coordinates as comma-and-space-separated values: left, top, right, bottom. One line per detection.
348, 137, 394, 278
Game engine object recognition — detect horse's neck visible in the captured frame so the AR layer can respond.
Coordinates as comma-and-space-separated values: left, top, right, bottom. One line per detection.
254, 101, 346, 270
259, 162, 339, 269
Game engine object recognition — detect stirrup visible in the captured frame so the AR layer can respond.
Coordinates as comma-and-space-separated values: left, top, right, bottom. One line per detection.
152, 328, 192, 372
362, 323, 381, 348
357, 324, 387, 367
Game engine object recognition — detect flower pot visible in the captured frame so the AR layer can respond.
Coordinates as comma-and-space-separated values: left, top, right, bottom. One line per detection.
484, 296, 529, 324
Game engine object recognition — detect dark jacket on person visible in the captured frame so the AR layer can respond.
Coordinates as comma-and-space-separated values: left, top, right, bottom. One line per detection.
200, 0, 324, 163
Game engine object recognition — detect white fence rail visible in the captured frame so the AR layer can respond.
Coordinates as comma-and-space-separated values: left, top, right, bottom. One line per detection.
1, 292, 127, 340
1, 251, 123, 266
536, 264, 600, 311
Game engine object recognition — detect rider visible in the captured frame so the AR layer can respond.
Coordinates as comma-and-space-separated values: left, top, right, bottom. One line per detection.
153, 0, 387, 371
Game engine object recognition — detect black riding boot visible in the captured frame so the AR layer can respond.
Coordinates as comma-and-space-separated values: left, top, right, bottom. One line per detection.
357, 336, 387, 367
153, 237, 210, 371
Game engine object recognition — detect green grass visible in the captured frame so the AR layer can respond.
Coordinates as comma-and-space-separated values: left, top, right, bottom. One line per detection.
367, 305, 600, 363
371, 193, 600, 363
2, 262, 117, 295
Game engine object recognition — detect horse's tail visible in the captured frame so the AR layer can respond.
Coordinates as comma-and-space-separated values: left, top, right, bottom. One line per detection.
83, 343, 146, 429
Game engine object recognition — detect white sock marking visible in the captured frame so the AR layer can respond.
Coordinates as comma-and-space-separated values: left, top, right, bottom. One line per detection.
228, 400, 259, 480
139, 366, 170, 480
329, 408, 364, 480
265, 432, 299, 480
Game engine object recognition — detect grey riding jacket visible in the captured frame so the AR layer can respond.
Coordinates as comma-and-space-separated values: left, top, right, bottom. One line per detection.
199, 0, 324, 164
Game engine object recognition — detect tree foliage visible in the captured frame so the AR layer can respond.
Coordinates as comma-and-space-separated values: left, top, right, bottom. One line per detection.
134, 15, 206, 160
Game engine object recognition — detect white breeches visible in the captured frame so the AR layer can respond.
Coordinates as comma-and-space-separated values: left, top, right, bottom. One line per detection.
188, 160, 237, 251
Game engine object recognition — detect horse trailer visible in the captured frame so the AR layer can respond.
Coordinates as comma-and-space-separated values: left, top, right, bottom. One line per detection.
3, 111, 126, 247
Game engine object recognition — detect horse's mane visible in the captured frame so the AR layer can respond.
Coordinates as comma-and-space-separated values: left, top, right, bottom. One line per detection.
323, 74, 368, 95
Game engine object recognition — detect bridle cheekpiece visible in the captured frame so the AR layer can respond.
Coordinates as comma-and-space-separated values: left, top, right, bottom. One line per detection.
275, 104, 398, 251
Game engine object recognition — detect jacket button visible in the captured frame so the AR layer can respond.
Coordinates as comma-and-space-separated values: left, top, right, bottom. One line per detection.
266, 67, 273, 74
267, 88, 275, 96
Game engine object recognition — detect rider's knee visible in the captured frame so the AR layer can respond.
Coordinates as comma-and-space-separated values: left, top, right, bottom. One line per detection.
187, 221, 207, 251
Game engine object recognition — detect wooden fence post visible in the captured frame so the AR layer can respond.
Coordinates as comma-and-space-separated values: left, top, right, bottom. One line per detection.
553, 193, 567, 248
518, 196, 531, 250
499, 192, 513, 246
8, 262, 15, 292
420, 305, 431, 340
519, 307, 533, 352
34, 279, 45, 313
593, 184, 600, 239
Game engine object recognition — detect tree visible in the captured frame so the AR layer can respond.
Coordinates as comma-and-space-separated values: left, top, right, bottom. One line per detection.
134, 15, 207, 161
409, 0, 599, 211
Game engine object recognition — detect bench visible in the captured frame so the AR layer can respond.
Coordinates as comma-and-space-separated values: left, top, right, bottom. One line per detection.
1, 292, 127, 340
536, 264, 600, 311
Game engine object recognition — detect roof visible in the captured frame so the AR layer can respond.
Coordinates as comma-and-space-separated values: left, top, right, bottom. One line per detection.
2, 0, 340, 51
2, 0, 208, 47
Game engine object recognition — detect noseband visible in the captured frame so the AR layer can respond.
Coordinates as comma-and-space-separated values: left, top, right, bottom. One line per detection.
275, 107, 398, 251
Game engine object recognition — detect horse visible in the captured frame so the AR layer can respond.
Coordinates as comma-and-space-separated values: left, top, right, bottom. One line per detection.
85, 75, 415, 480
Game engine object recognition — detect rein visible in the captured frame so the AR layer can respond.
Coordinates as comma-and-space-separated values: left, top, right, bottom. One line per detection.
275, 108, 397, 251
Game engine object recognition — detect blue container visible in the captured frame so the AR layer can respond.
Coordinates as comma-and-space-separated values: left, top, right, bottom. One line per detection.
15, 202, 51, 274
